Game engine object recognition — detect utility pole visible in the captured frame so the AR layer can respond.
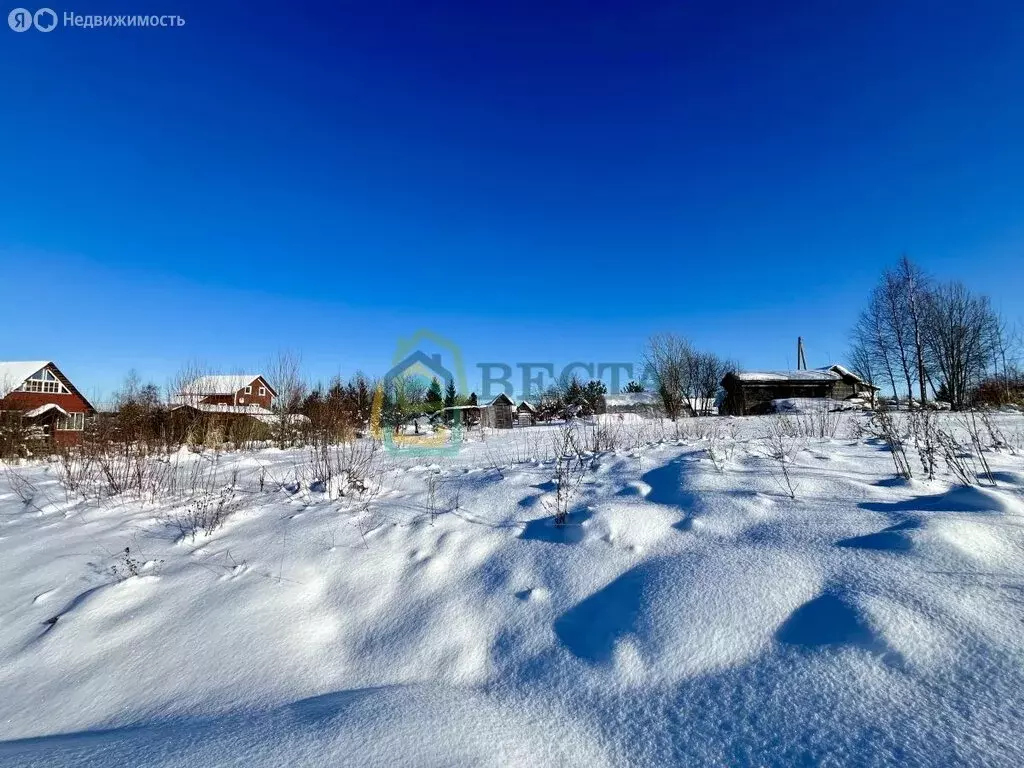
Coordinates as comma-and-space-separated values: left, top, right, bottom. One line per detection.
797, 337, 807, 370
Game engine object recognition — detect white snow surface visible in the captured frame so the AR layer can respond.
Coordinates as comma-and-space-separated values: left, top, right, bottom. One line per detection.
733, 369, 840, 382
2, 414, 1024, 766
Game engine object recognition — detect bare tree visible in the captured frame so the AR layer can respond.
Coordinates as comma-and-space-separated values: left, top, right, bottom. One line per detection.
881, 269, 917, 402
991, 316, 1022, 403
266, 351, 307, 447
848, 338, 879, 390
853, 288, 899, 399
899, 256, 931, 405
851, 257, 931, 406
923, 281, 999, 410
692, 352, 734, 415
643, 333, 693, 421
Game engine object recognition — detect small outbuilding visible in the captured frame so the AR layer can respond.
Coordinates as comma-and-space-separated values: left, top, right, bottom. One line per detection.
481, 393, 515, 429
516, 400, 538, 426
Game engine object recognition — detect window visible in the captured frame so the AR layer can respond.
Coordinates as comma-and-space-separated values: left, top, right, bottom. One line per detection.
245, 386, 252, 394
20, 368, 70, 395
56, 412, 85, 431
258, 387, 266, 396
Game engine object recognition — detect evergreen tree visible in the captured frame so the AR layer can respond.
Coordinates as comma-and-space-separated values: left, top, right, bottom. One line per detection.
564, 376, 584, 407
468, 392, 478, 406
443, 379, 458, 426
582, 379, 608, 415
426, 377, 443, 403
625, 380, 645, 393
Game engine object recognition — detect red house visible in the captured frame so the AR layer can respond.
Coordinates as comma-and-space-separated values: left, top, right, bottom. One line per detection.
177, 374, 277, 410
0, 361, 96, 445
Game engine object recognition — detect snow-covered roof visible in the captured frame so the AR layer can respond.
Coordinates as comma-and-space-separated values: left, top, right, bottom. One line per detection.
179, 375, 272, 397
820, 364, 879, 388
23, 403, 68, 419
0, 361, 50, 398
732, 370, 840, 383
605, 391, 660, 407
172, 403, 275, 416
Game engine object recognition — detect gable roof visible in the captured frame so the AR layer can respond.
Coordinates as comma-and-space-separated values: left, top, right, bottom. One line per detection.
0, 361, 51, 398
486, 393, 515, 406
0, 361, 96, 412
179, 375, 276, 397
820, 364, 880, 389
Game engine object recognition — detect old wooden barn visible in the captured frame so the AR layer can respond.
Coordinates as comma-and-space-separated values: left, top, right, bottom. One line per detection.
720, 364, 878, 416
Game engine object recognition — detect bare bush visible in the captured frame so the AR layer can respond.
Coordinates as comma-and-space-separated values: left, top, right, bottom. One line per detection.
165, 487, 240, 542
758, 416, 804, 499
954, 411, 995, 485
3, 464, 39, 505
306, 435, 382, 499
793, 401, 844, 439
546, 424, 589, 526
908, 408, 939, 481
866, 409, 913, 480
108, 546, 157, 581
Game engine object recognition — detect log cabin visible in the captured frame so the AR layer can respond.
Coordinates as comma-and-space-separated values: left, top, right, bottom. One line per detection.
720, 364, 878, 416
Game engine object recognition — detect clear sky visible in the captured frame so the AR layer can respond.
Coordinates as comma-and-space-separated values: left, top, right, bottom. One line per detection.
2, 1, 1022, 400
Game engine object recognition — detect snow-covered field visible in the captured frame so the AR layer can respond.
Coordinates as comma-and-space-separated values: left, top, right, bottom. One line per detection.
2, 413, 1024, 766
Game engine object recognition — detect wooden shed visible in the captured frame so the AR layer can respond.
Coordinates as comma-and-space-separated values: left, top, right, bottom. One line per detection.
516, 400, 537, 426
481, 393, 515, 429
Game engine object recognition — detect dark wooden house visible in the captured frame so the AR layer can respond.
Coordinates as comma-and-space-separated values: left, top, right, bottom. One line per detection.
720, 364, 878, 416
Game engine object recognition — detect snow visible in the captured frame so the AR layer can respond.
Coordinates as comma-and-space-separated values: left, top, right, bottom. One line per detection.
2, 414, 1024, 765
733, 369, 840, 383
21, 403, 69, 419
604, 391, 660, 407
178, 374, 265, 397
0, 361, 49, 398
173, 403, 274, 415
772, 397, 869, 413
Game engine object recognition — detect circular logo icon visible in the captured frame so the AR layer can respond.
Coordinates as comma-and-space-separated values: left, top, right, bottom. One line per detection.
34, 7, 57, 31
8, 7, 33, 31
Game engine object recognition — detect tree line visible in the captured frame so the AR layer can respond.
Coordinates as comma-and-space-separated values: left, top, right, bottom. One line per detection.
850, 256, 1021, 410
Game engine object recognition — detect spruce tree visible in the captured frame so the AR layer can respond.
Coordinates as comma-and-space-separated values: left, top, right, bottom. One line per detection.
426, 377, 443, 403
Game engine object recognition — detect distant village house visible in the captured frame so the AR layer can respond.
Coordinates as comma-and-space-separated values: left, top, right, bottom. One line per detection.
171, 374, 296, 441
0, 361, 95, 444
720, 364, 878, 416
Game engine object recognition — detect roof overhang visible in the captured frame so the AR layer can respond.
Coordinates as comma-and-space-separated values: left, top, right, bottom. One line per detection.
23, 403, 69, 419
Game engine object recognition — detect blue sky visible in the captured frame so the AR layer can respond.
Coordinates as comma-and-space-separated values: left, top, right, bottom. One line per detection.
2, 1, 1022, 400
